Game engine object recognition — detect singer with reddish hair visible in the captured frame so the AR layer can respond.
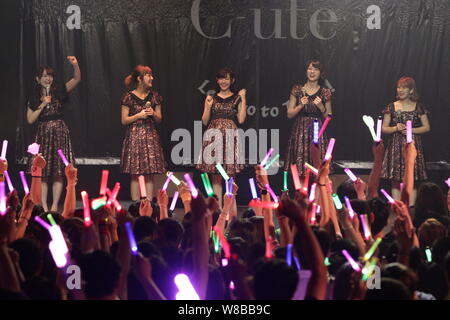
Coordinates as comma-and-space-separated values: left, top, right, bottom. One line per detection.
120, 65, 166, 201
26, 56, 80, 212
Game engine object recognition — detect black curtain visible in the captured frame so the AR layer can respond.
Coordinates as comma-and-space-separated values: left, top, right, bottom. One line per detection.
13, 0, 450, 169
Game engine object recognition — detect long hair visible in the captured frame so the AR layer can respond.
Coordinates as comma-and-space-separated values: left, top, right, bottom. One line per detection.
396, 77, 419, 101
124, 65, 152, 90
30, 66, 58, 106
305, 60, 325, 85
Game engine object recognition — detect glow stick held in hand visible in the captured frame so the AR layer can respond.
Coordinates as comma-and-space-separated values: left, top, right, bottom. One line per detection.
283, 171, 288, 191
57, 149, 69, 166
324, 138, 336, 161
215, 163, 230, 181
19, 171, 29, 194
99, 170, 108, 196
313, 120, 319, 144
81, 191, 92, 227
318, 115, 331, 139
375, 117, 382, 142
166, 171, 181, 186
331, 194, 343, 210
290, 164, 302, 190
260, 148, 274, 167
425, 247, 432, 263
344, 168, 357, 182
47, 214, 57, 226
201, 173, 214, 197
138, 175, 147, 199
364, 238, 382, 261
174, 274, 200, 300
249, 178, 258, 199
406, 120, 412, 143
111, 182, 121, 200
303, 169, 311, 193
162, 172, 172, 191
360, 214, 372, 240
3, 171, 13, 192
342, 249, 361, 272
0, 182, 6, 215
380, 188, 395, 204
263, 154, 280, 171
0, 140, 7, 159
265, 184, 278, 203
124, 222, 138, 255
184, 173, 198, 198
91, 196, 107, 210
304, 162, 318, 175
308, 183, 317, 203
344, 196, 355, 219
310, 202, 318, 225
170, 191, 179, 211
286, 244, 293, 266
35, 216, 51, 231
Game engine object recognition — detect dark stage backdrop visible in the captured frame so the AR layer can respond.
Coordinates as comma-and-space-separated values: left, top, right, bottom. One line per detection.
13, 0, 450, 170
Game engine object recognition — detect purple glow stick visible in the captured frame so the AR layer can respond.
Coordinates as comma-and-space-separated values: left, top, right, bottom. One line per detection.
19, 171, 29, 194
170, 191, 179, 211
400, 183, 404, 193
324, 138, 336, 161
3, 171, 14, 192
375, 117, 382, 142
342, 249, 361, 271
184, 173, 198, 198
162, 173, 172, 191
313, 120, 319, 144
380, 188, 395, 204
344, 168, 357, 182
57, 149, 69, 166
344, 196, 355, 219
34, 216, 51, 231
260, 148, 274, 167
124, 222, 138, 255
249, 178, 258, 199
265, 184, 278, 203
360, 214, 372, 240
0, 140, 7, 159
174, 274, 200, 300
406, 120, 412, 143
228, 177, 234, 197
0, 182, 6, 215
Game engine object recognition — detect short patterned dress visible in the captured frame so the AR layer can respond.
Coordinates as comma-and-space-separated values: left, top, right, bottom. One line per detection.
26, 86, 75, 177
196, 93, 244, 176
284, 85, 332, 176
120, 91, 166, 175
381, 102, 428, 182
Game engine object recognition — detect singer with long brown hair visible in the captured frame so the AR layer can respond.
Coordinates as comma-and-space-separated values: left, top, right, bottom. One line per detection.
26, 56, 80, 212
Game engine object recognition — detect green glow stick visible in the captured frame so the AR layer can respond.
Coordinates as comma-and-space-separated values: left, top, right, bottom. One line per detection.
331, 194, 343, 210
425, 247, 432, 262
47, 214, 57, 226
215, 164, 230, 181
362, 257, 378, 282
283, 171, 288, 191
201, 173, 214, 197
324, 257, 330, 266
264, 154, 280, 170
364, 238, 383, 261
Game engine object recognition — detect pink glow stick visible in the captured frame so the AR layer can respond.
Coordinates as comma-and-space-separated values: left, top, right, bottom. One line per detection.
19, 171, 29, 194
344, 196, 355, 219
342, 249, 361, 271
99, 170, 108, 196
111, 182, 120, 200
290, 164, 302, 190
3, 171, 14, 192
57, 149, 69, 166
318, 116, 331, 139
304, 162, 318, 175
184, 173, 198, 198
375, 117, 382, 142
138, 175, 147, 198
174, 274, 200, 300
360, 214, 372, 240
265, 236, 274, 259
81, 191, 92, 227
380, 188, 395, 204
248, 199, 279, 209
0, 140, 7, 159
400, 183, 404, 193
105, 188, 123, 212
34, 216, 51, 230
324, 138, 336, 161
344, 168, 357, 182
406, 120, 412, 143
170, 191, 179, 211
260, 148, 274, 167
265, 184, 278, 203
0, 182, 6, 215
309, 183, 317, 203
162, 173, 172, 191
303, 169, 311, 193
309, 202, 318, 225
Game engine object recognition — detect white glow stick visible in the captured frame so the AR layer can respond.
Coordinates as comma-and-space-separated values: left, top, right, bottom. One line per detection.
0, 140, 7, 159
360, 214, 372, 240
375, 117, 382, 142
170, 191, 179, 211
308, 183, 317, 203
166, 171, 181, 186
138, 175, 147, 198
313, 120, 319, 144
249, 178, 258, 199
215, 164, 230, 181
380, 188, 395, 204
304, 162, 318, 175
260, 148, 274, 167
406, 120, 412, 143
344, 168, 357, 182
362, 115, 377, 141
324, 138, 336, 161
3, 171, 13, 192
174, 274, 200, 300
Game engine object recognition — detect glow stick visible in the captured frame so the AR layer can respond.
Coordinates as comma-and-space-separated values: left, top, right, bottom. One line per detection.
27, 143, 40, 155
170, 191, 179, 211
308, 183, 317, 203
294, 256, 301, 270
446, 178, 450, 188
0, 182, 6, 215
184, 173, 198, 198
290, 164, 302, 190
265, 237, 273, 259
303, 169, 311, 193
342, 249, 361, 271
313, 120, 319, 144
344, 196, 355, 219
286, 244, 293, 266
212, 232, 219, 253
265, 184, 278, 203
57, 149, 69, 166
400, 183, 404, 193
364, 238, 382, 261
47, 214, 56, 226
360, 214, 371, 240
406, 120, 412, 143
105, 188, 122, 211
111, 182, 121, 199
249, 178, 258, 199
324, 138, 335, 161
215, 164, 230, 181
221, 258, 228, 267
304, 162, 318, 175
3, 171, 13, 192
283, 171, 288, 191
309, 202, 318, 225
380, 188, 395, 204
425, 247, 432, 263
174, 274, 200, 300
260, 148, 274, 167
34, 216, 51, 230
0, 140, 7, 159
375, 117, 382, 142
49, 240, 68, 268
99, 170, 108, 196
213, 226, 230, 258
81, 191, 92, 227
324, 257, 331, 266
362, 257, 378, 281
318, 116, 331, 139
263, 154, 280, 171
19, 171, 29, 194
200, 173, 214, 197
91, 196, 107, 210
166, 171, 181, 186
138, 175, 147, 198
344, 168, 357, 182
162, 173, 172, 191
124, 222, 138, 255
331, 194, 343, 210
48, 225, 69, 268
362, 115, 377, 141
248, 199, 279, 209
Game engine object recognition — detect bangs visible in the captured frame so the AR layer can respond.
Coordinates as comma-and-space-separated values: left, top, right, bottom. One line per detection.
397, 77, 415, 89
216, 67, 234, 80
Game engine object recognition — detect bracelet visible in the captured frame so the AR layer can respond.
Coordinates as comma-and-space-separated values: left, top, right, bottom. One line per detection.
317, 182, 326, 186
